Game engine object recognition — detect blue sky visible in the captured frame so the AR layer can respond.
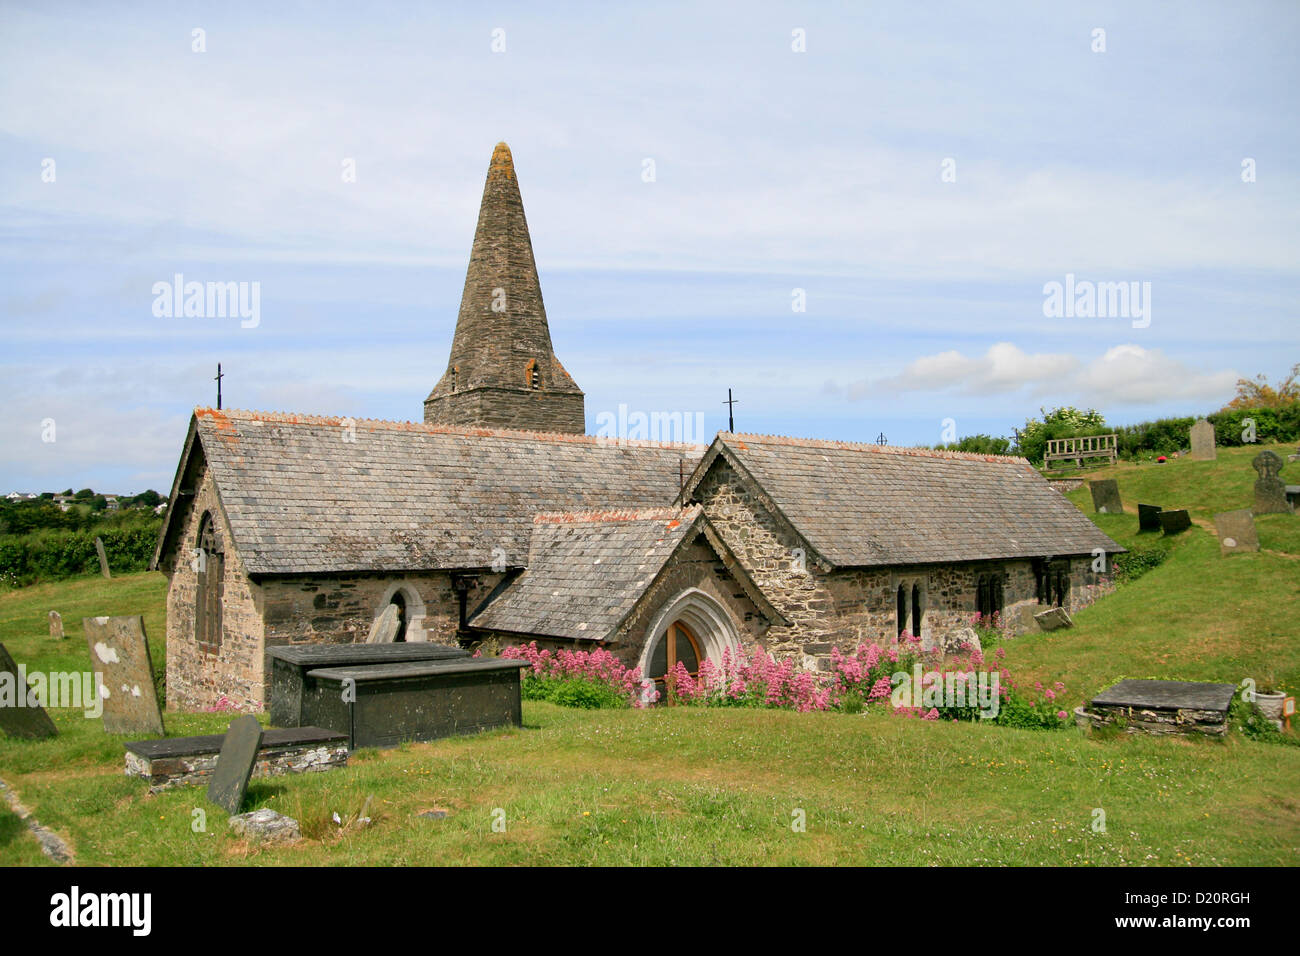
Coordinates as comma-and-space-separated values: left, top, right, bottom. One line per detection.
1, 1, 1297, 493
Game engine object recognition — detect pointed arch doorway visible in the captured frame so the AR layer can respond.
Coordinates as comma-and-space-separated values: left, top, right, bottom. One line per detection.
638, 588, 741, 702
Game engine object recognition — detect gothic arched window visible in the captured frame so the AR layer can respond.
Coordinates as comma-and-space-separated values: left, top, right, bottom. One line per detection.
195, 511, 224, 655
896, 585, 907, 638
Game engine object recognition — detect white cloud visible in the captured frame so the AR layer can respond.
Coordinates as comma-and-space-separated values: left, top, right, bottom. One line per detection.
838, 342, 1237, 409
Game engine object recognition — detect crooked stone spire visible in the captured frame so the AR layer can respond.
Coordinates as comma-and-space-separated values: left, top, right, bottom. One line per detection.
424, 142, 585, 434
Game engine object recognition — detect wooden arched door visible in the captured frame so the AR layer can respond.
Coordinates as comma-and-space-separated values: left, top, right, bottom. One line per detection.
648, 620, 702, 701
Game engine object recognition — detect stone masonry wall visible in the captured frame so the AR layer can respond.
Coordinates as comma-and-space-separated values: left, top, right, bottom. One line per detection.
162, 464, 265, 713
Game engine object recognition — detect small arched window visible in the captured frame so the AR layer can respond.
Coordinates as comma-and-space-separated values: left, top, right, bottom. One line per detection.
449, 366, 458, 391
195, 511, 224, 655
389, 591, 408, 643
896, 585, 907, 638
976, 574, 1004, 621
525, 358, 539, 390
911, 583, 922, 638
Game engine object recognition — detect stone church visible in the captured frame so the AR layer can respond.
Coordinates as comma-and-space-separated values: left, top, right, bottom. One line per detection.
152, 142, 1122, 712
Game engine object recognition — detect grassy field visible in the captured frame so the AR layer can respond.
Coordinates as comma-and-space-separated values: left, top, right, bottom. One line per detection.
0, 444, 1297, 866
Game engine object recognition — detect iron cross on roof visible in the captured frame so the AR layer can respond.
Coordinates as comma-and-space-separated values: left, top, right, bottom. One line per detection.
214, 363, 224, 410
723, 388, 738, 433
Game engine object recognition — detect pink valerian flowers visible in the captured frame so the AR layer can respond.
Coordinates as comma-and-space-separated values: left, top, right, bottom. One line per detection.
500, 641, 657, 707
499, 636, 1070, 726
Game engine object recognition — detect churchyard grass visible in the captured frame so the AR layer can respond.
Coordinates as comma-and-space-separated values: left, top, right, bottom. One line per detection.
1, 443, 1297, 865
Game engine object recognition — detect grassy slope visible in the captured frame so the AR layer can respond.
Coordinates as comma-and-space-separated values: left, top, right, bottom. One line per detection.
1004, 442, 1299, 702
0, 447, 1297, 866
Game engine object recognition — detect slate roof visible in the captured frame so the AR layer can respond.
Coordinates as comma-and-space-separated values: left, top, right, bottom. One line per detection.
469, 507, 702, 641
686, 433, 1123, 568
155, 409, 703, 575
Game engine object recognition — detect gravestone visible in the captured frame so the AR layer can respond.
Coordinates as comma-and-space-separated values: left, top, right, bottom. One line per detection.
1033, 607, 1073, 631
1137, 504, 1163, 532
267, 642, 470, 727
300, 658, 529, 748
207, 715, 263, 815
48, 610, 64, 641
1082, 678, 1236, 737
1158, 509, 1192, 534
1189, 419, 1216, 460
83, 615, 165, 736
0, 643, 58, 739
94, 537, 111, 579
1213, 509, 1260, 555
1289, 446, 1300, 464
229, 808, 301, 845
1088, 479, 1124, 515
1252, 450, 1292, 514
365, 603, 401, 644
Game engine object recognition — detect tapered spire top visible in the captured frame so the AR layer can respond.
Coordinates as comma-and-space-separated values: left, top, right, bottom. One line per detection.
423, 142, 585, 434
487, 141, 516, 183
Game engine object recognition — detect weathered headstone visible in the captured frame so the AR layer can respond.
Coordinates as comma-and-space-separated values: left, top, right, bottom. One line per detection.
1158, 509, 1192, 534
1213, 509, 1260, 555
365, 603, 401, 644
1081, 678, 1237, 737
228, 808, 301, 845
1288, 446, 1300, 464
94, 537, 111, 579
1137, 504, 1163, 532
1252, 450, 1292, 514
83, 615, 165, 736
1033, 607, 1073, 631
0, 643, 58, 739
1189, 418, 1216, 460
1088, 479, 1124, 515
207, 715, 263, 815
47, 610, 64, 641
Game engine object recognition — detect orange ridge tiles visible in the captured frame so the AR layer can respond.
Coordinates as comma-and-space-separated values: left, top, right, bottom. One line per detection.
194, 407, 707, 450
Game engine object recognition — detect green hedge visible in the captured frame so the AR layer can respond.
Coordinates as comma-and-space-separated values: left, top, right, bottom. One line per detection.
0, 525, 160, 587
1113, 404, 1300, 460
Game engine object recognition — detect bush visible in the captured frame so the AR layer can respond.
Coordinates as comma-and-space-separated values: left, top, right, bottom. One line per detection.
0, 524, 160, 587
934, 434, 1014, 456
524, 676, 629, 709
501, 642, 655, 708
1113, 545, 1169, 584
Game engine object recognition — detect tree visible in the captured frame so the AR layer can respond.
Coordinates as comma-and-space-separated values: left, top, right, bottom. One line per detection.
130, 489, 163, 508
1222, 363, 1300, 411
90, 495, 108, 512
1014, 406, 1109, 465
74, 488, 94, 499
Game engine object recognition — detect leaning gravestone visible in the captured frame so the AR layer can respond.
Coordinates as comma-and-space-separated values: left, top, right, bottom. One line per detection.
1252, 450, 1292, 514
207, 715, 263, 815
48, 610, 64, 641
1137, 504, 1163, 532
1088, 479, 1124, 515
1213, 509, 1260, 556
1158, 509, 1192, 535
1189, 418, 1216, 460
0, 643, 58, 739
83, 615, 165, 736
1033, 607, 1073, 631
94, 537, 111, 579
364, 603, 401, 644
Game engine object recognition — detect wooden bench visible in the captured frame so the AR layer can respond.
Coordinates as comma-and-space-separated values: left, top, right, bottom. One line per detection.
124, 726, 349, 791
300, 658, 529, 749
1044, 434, 1117, 469
267, 642, 470, 728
